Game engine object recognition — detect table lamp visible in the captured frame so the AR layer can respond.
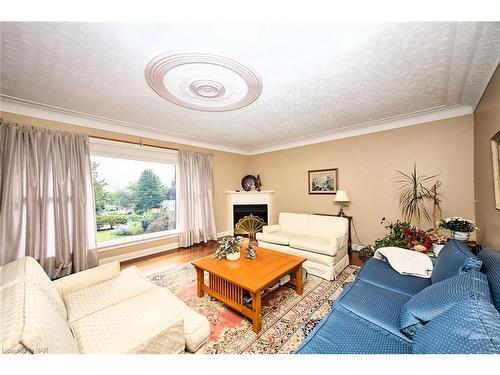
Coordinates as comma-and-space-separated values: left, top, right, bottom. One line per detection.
335, 190, 350, 217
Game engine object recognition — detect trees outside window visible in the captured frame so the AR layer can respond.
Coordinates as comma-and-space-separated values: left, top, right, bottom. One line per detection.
90, 155, 176, 244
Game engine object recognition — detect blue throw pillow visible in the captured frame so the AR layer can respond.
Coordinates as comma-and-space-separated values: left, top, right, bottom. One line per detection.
478, 248, 500, 311
431, 240, 482, 284
411, 299, 500, 354
400, 270, 491, 338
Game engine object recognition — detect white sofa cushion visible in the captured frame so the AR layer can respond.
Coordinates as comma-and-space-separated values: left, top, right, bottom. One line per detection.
64, 266, 156, 323
0, 257, 68, 321
289, 235, 337, 256
257, 213, 349, 281
128, 320, 185, 354
256, 231, 290, 245
279, 212, 310, 234
308, 215, 348, 239
1, 281, 78, 354
52, 261, 120, 298
259, 241, 339, 266
69, 288, 186, 354
159, 289, 211, 352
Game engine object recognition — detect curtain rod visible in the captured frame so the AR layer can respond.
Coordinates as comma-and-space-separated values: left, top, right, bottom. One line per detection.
89, 135, 179, 152
89, 135, 215, 156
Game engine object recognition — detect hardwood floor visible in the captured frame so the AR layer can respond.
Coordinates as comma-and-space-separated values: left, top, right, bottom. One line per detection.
121, 241, 365, 274
120, 241, 217, 274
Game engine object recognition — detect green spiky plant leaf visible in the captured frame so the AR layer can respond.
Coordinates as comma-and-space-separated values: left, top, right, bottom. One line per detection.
395, 163, 437, 226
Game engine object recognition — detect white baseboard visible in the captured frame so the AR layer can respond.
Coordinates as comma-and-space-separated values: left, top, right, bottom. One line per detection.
217, 230, 232, 238
98, 242, 180, 265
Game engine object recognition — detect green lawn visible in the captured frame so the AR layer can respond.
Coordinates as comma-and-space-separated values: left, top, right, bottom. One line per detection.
96, 229, 131, 243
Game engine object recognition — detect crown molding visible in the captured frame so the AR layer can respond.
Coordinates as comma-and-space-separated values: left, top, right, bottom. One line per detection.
1, 95, 473, 156
247, 105, 473, 155
0, 95, 247, 154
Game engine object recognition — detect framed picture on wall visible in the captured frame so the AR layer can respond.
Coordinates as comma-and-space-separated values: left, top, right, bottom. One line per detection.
308, 168, 338, 194
492, 131, 500, 210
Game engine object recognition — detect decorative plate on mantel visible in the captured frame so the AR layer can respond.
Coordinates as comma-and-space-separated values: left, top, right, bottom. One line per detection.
241, 175, 258, 191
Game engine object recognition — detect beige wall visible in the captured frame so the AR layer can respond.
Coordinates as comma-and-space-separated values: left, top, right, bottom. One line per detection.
249, 115, 476, 245
474, 65, 500, 249
0, 111, 250, 259
0, 110, 478, 257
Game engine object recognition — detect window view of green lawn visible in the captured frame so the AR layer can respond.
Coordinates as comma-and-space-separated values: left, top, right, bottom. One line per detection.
91, 155, 176, 244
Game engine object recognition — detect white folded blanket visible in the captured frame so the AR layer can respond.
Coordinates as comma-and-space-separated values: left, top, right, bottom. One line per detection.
373, 247, 433, 278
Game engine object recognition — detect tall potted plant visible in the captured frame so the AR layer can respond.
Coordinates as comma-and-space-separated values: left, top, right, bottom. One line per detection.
395, 163, 437, 226
427, 180, 443, 233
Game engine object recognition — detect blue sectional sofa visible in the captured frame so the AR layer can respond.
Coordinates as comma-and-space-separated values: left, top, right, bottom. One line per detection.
297, 240, 500, 354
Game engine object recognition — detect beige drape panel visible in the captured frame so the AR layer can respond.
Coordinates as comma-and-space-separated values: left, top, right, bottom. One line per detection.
178, 150, 217, 247
0, 120, 98, 278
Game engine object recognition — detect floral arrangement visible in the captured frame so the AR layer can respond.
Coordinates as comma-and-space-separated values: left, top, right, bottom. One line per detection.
374, 219, 411, 249
215, 236, 243, 260
404, 227, 433, 252
374, 218, 433, 253
428, 232, 447, 245
438, 217, 478, 233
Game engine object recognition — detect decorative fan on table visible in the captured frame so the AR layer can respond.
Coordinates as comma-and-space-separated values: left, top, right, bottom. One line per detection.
234, 214, 265, 245
234, 214, 265, 258
241, 175, 258, 191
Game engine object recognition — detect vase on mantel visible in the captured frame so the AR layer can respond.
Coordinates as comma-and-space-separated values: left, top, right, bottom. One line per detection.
450, 230, 470, 242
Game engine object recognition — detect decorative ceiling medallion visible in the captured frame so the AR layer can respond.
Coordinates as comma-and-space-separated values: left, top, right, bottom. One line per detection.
189, 80, 225, 98
145, 50, 262, 112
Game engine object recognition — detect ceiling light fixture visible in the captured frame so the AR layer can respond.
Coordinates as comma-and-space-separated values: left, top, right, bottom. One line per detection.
145, 50, 262, 112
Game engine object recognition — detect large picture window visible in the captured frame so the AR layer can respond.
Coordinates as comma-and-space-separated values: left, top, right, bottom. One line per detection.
89, 139, 177, 247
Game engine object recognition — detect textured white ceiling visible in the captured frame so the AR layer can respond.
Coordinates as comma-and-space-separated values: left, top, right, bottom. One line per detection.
1, 22, 499, 153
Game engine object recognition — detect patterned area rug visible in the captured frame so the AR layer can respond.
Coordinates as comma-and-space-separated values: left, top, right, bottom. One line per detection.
148, 263, 359, 354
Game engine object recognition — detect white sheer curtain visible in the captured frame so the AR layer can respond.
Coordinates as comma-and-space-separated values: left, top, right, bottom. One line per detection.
178, 150, 217, 247
0, 120, 98, 278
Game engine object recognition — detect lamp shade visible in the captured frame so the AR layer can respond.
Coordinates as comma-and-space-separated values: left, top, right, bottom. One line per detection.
335, 190, 350, 202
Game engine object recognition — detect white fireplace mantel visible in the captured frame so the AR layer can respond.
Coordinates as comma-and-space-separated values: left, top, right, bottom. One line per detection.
226, 190, 275, 235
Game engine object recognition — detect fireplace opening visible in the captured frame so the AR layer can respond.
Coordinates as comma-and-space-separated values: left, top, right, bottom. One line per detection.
233, 204, 268, 233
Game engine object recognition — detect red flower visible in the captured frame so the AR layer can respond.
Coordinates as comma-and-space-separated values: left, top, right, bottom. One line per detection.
423, 236, 433, 250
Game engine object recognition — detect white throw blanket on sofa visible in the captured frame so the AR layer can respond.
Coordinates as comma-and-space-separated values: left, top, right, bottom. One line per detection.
373, 247, 433, 278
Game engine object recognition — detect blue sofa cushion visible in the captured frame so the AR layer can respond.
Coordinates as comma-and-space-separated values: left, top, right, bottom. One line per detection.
296, 308, 411, 354
478, 248, 500, 311
412, 298, 500, 354
357, 258, 431, 296
400, 270, 491, 338
336, 278, 411, 340
431, 240, 482, 284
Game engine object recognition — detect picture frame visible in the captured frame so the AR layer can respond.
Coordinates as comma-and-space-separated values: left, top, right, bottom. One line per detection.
308, 168, 338, 195
491, 131, 500, 210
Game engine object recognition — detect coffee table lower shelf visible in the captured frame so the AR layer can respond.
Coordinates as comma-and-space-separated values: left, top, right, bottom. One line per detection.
194, 265, 303, 333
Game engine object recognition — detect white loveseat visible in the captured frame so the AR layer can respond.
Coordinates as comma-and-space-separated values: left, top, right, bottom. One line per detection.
256, 212, 349, 280
0, 257, 210, 354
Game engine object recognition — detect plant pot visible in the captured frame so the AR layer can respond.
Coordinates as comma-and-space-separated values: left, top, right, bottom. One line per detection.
226, 251, 241, 261
432, 243, 445, 256
450, 230, 470, 242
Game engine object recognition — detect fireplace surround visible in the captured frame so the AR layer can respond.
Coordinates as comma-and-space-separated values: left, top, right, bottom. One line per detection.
226, 191, 275, 235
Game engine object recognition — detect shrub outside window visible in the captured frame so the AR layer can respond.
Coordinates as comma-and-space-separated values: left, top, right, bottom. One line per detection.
89, 139, 177, 247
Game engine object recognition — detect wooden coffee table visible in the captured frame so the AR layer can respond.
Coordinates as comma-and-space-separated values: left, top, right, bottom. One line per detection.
192, 247, 306, 333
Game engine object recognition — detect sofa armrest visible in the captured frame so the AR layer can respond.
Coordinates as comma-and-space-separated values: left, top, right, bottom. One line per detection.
52, 262, 120, 297
262, 224, 281, 234
330, 234, 348, 253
